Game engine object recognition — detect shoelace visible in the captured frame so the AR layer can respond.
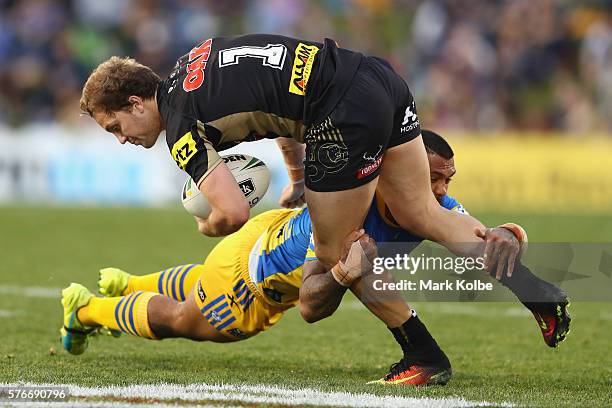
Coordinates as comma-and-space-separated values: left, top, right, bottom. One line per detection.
385, 357, 415, 380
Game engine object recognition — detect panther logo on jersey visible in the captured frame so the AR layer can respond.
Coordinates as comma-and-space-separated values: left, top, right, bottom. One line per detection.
306, 142, 349, 182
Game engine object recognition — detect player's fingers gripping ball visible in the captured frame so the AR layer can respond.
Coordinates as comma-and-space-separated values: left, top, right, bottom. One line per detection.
182, 154, 270, 219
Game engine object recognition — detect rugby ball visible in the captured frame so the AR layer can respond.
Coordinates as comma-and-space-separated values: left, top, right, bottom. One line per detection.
181, 154, 270, 218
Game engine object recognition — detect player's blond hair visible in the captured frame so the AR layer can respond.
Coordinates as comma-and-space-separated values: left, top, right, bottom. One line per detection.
80, 56, 161, 117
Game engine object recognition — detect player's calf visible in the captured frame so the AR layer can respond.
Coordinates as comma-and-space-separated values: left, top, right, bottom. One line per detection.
145, 294, 230, 342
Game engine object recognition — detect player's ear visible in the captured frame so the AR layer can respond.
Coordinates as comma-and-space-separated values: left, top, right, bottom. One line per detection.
128, 95, 144, 113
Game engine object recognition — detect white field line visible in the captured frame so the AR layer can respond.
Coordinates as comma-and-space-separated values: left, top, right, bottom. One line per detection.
342, 300, 530, 317
600, 311, 612, 321
0, 309, 23, 317
0, 285, 60, 298
1, 382, 514, 408
0, 402, 230, 408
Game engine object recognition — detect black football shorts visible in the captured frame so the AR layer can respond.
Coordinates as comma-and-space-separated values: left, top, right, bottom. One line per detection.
304, 56, 421, 192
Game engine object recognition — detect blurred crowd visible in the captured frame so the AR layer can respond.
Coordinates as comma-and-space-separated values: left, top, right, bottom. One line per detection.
0, 0, 610, 133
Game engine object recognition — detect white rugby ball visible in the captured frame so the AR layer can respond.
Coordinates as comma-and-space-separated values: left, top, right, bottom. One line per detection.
181, 154, 270, 218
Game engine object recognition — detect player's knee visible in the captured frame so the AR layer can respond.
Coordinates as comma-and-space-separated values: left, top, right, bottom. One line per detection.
170, 301, 201, 338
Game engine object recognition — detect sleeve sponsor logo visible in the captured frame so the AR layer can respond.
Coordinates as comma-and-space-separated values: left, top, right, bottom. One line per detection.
197, 281, 206, 302
356, 155, 383, 179
400, 100, 420, 133
183, 38, 213, 92
357, 145, 384, 179
171, 132, 198, 169
289, 43, 319, 96
452, 204, 468, 215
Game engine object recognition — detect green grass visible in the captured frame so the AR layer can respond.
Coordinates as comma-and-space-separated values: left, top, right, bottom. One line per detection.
0, 206, 611, 407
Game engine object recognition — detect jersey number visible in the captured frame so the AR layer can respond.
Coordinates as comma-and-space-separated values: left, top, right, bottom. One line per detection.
218, 44, 287, 70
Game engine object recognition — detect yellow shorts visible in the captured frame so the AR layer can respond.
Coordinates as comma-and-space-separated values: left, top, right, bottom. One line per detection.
192, 210, 297, 340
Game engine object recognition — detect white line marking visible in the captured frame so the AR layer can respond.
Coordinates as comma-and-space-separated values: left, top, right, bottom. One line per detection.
0, 285, 60, 298
600, 311, 612, 321
341, 301, 530, 317
0, 402, 228, 408
1, 382, 513, 408
0, 309, 23, 318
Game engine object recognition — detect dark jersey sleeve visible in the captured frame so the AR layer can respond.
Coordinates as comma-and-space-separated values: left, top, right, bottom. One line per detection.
158, 80, 222, 185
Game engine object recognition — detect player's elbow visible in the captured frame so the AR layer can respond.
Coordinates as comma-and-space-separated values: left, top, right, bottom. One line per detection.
299, 304, 320, 323
202, 205, 249, 236
299, 302, 329, 324
224, 205, 250, 233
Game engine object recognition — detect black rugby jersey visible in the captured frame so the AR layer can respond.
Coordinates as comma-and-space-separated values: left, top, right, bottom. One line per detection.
157, 34, 363, 184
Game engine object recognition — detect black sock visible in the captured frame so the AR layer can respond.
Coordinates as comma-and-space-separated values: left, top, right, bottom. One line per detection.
496, 262, 567, 313
389, 311, 446, 363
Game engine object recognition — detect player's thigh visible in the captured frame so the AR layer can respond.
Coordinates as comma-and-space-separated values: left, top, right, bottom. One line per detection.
305, 180, 377, 267
376, 135, 438, 228
304, 59, 400, 266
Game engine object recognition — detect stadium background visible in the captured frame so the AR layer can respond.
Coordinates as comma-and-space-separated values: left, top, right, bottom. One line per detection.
0, 0, 611, 211
1, 1, 611, 407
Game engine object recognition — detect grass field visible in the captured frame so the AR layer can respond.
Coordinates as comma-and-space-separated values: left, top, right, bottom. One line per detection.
0, 206, 611, 407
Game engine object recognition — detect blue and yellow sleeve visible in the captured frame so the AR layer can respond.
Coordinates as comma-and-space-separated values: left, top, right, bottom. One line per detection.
304, 233, 318, 262
441, 195, 469, 215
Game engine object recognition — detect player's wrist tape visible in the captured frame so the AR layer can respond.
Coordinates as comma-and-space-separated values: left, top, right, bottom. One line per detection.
330, 263, 351, 287
330, 241, 372, 287
498, 222, 529, 254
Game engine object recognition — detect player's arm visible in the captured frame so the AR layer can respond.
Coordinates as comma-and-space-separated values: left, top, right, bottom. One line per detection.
299, 230, 376, 323
276, 137, 306, 208
166, 115, 250, 237
194, 161, 250, 237
412, 196, 524, 279
300, 232, 412, 328
299, 260, 347, 323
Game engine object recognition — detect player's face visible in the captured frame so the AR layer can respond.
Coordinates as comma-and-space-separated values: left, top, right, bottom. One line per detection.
427, 153, 456, 203
93, 96, 162, 149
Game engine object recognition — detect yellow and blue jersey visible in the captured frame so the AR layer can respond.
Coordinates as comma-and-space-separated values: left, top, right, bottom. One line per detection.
249, 194, 467, 304
304, 192, 467, 262
248, 208, 312, 307
193, 195, 467, 339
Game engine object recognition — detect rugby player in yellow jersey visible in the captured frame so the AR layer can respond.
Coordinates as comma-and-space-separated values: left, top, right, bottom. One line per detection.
60, 130, 570, 386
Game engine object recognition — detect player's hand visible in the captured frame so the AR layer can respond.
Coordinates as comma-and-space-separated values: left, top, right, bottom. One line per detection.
332, 229, 378, 286
194, 215, 207, 234
339, 229, 378, 265
278, 180, 305, 208
475, 227, 520, 280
